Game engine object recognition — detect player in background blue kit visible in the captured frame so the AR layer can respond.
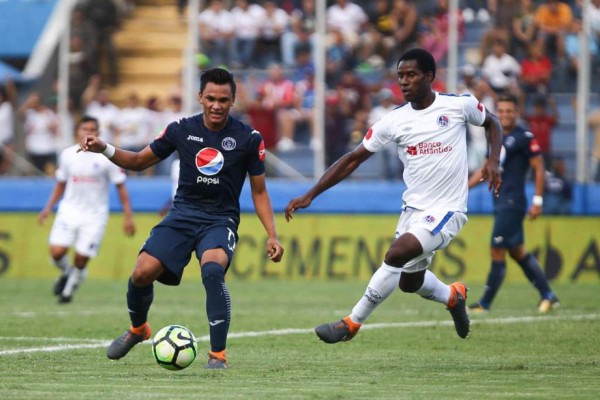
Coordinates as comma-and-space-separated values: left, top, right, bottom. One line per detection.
468, 94, 559, 313
79, 68, 284, 369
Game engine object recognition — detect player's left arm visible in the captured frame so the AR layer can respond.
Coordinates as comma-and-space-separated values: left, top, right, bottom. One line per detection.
528, 155, 545, 220
249, 173, 284, 263
115, 183, 136, 236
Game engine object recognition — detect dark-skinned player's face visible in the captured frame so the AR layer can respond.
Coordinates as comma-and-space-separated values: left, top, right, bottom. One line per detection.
397, 60, 432, 103
496, 100, 518, 132
199, 82, 235, 129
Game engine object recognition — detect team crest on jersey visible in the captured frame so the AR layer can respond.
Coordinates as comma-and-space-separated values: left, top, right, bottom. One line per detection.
195, 147, 224, 176
437, 115, 449, 128
504, 136, 515, 148
221, 137, 236, 151
423, 215, 436, 224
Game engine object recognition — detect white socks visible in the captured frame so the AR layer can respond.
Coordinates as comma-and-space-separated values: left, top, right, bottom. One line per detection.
350, 263, 401, 324
53, 255, 70, 273
349, 267, 452, 324
63, 268, 87, 297
415, 270, 451, 305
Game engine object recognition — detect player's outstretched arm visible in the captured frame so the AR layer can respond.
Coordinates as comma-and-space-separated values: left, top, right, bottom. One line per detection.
115, 183, 136, 236
249, 174, 284, 263
481, 112, 503, 196
284, 144, 373, 221
38, 182, 66, 225
79, 135, 162, 171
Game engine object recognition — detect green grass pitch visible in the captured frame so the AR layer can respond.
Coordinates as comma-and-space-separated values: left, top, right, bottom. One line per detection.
0, 279, 599, 399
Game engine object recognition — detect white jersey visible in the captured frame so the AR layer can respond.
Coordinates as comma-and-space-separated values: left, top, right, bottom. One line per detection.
55, 145, 127, 221
363, 92, 486, 212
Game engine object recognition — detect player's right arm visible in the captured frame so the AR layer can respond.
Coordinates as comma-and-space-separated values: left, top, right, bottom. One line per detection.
38, 182, 66, 225
284, 143, 373, 221
79, 135, 161, 171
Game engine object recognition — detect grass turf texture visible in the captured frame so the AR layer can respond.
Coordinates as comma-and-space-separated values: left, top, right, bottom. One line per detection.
0, 279, 598, 399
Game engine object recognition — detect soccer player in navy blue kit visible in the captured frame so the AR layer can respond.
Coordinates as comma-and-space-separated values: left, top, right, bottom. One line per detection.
468, 94, 559, 313
79, 68, 284, 369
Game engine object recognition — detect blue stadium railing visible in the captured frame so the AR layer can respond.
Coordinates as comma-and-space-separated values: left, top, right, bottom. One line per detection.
0, 178, 598, 215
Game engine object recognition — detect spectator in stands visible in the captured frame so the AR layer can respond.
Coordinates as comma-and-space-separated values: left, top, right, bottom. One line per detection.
228, 0, 266, 69
591, 0, 600, 39
277, 67, 319, 151
419, 0, 465, 63
519, 41, 553, 98
523, 95, 559, 167
0, 80, 16, 175
83, 0, 121, 86
326, 0, 368, 52
68, 36, 92, 113
534, 0, 573, 61
479, 0, 520, 60
462, 0, 492, 24
81, 75, 120, 143
588, 106, 600, 182
257, 63, 297, 152
512, 0, 538, 59
543, 156, 573, 215
281, 0, 316, 67
363, 0, 395, 62
197, 0, 234, 68
258, 0, 289, 68
481, 38, 521, 95
114, 92, 151, 154
335, 69, 371, 120
323, 92, 350, 167
368, 88, 403, 180
388, 0, 419, 64
18, 92, 59, 175
325, 30, 355, 85
69, 5, 97, 108
565, 18, 599, 78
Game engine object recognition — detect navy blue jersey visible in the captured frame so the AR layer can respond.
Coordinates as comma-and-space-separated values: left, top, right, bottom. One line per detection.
150, 114, 265, 224
494, 125, 542, 211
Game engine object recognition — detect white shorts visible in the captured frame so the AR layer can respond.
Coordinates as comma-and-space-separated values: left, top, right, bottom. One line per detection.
48, 212, 107, 258
394, 207, 468, 273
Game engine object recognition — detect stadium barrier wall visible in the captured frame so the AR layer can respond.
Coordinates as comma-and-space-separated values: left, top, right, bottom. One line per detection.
1, 213, 598, 283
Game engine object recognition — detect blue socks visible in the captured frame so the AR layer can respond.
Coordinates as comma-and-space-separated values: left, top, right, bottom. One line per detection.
202, 262, 231, 353
126, 278, 154, 328
479, 261, 506, 309
518, 253, 554, 300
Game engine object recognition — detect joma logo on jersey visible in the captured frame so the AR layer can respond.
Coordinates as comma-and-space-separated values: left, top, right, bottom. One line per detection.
407, 142, 453, 156
187, 135, 204, 142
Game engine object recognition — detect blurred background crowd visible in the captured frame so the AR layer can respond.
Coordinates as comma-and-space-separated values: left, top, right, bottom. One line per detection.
1, 0, 600, 213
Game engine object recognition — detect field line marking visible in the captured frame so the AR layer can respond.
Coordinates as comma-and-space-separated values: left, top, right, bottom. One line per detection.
1, 313, 597, 356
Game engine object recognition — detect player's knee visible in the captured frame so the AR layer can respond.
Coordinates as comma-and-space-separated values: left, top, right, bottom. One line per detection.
398, 273, 423, 293
131, 265, 159, 286
201, 262, 225, 281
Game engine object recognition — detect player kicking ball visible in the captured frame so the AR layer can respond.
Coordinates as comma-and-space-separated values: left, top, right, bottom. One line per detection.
285, 49, 503, 343
38, 116, 136, 304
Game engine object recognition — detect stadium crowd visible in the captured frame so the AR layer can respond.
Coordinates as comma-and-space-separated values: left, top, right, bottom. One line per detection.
1, 0, 599, 197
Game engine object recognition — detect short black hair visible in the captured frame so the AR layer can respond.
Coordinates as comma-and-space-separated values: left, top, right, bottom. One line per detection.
199, 68, 237, 97
496, 93, 518, 105
78, 115, 99, 130
397, 48, 436, 79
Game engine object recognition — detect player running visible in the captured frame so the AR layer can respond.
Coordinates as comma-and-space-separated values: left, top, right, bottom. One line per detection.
468, 94, 560, 313
285, 48, 503, 343
38, 115, 135, 304
79, 68, 284, 369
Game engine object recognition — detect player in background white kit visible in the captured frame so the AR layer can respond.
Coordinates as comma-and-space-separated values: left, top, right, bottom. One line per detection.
285, 48, 503, 342
38, 116, 136, 303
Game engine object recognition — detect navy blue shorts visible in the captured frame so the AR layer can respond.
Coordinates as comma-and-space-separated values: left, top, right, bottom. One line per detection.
490, 209, 525, 249
141, 207, 238, 286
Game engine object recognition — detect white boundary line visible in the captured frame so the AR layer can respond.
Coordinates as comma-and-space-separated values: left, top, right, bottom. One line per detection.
0, 313, 598, 356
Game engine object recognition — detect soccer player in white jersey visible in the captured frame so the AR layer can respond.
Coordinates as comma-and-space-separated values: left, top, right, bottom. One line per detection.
38, 116, 136, 303
285, 48, 503, 342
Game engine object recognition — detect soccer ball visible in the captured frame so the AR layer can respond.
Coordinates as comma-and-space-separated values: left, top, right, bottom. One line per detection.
152, 325, 198, 371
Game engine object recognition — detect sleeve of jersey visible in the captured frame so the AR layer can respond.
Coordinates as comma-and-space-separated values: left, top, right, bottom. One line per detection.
525, 131, 543, 158
247, 131, 266, 176
149, 122, 177, 159
108, 162, 127, 185
463, 95, 486, 127
362, 118, 393, 153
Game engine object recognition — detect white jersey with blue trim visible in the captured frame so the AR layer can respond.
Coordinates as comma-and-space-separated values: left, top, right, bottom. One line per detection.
363, 92, 486, 212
